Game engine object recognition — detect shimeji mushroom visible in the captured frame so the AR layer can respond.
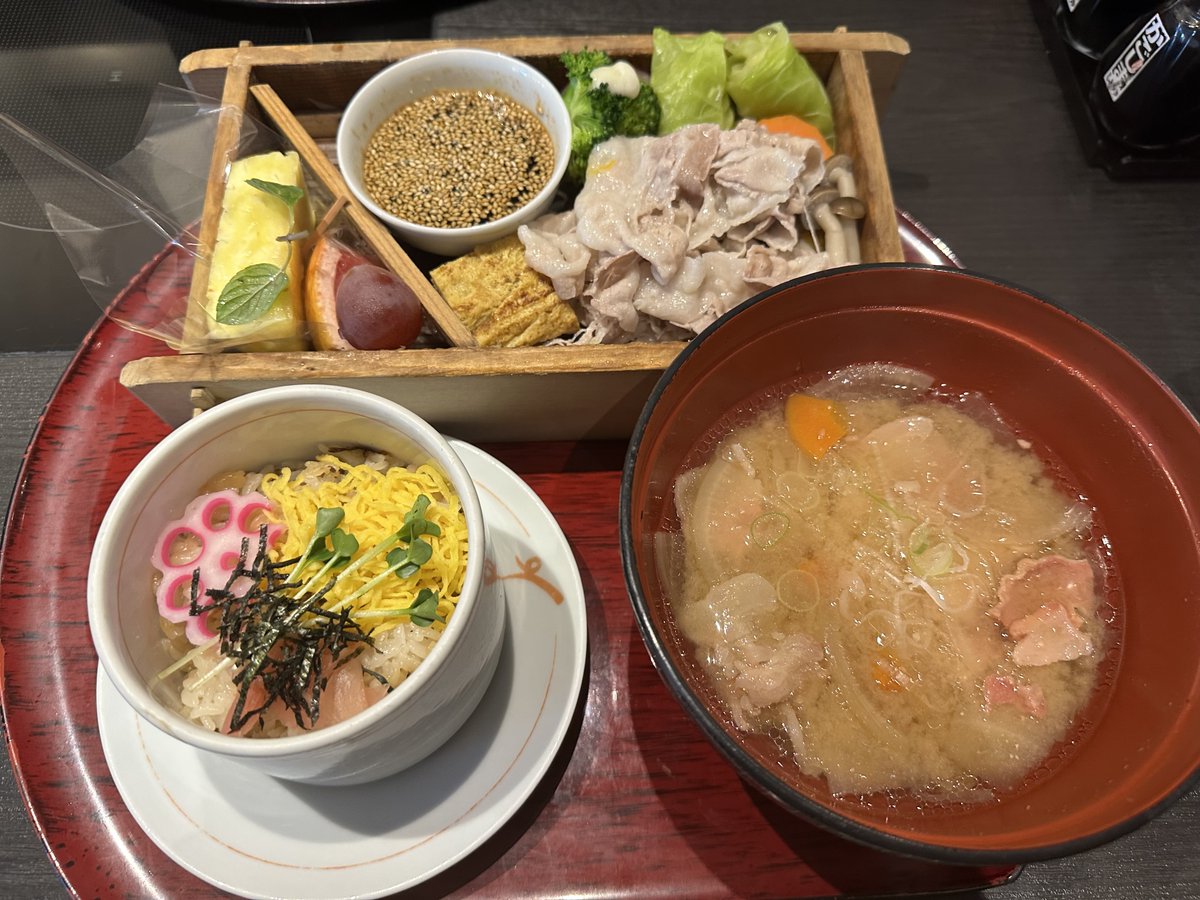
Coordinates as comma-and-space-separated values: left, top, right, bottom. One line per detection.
825, 154, 864, 265
805, 154, 866, 268
807, 184, 847, 267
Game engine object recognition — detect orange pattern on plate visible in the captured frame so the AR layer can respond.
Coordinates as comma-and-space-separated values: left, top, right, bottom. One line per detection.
485, 556, 563, 605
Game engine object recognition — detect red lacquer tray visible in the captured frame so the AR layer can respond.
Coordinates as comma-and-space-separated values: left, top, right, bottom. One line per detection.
0, 221, 1019, 897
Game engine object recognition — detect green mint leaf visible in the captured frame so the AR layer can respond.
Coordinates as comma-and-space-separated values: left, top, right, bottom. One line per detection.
246, 178, 303, 209
215, 263, 288, 325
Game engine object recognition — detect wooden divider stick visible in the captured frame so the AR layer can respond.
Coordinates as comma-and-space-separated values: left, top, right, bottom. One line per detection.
249, 82, 477, 348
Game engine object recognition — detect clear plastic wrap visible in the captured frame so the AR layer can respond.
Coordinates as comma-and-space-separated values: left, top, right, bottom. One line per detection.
0, 86, 325, 352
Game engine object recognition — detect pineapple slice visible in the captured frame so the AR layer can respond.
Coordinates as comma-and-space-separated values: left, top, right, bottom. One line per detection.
203, 151, 312, 351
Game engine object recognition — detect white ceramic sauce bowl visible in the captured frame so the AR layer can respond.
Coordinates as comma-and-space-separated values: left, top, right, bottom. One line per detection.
88, 384, 505, 785
337, 48, 570, 257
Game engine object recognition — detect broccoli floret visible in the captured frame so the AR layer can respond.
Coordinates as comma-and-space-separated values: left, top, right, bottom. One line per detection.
561, 50, 621, 183
561, 48, 613, 81
615, 81, 661, 137
559, 50, 664, 184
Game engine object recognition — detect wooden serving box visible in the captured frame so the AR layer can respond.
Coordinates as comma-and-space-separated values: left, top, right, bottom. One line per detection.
120, 31, 910, 440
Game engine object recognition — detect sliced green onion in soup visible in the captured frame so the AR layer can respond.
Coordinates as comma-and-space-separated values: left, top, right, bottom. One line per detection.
777, 568, 820, 614
750, 511, 789, 548
941, 463, 986, 517
912, 541, 955, 578
949, 544, 971, 573
907, 520, 957, 579
863, 608, 905, 645
931, 572, 985, 614
909, 521, 932, 556
892, 589, 924, 617
905, 573, 945, 611
904, 570, 980, 616
777, 471, 819, 511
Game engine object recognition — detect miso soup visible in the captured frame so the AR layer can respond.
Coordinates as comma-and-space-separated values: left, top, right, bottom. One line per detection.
669, 365, 1111, 800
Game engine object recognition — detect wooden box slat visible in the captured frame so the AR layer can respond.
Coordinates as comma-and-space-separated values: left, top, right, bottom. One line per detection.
122, 343, 685, 440
180, 47, 254, 353
125, 31, 911, 437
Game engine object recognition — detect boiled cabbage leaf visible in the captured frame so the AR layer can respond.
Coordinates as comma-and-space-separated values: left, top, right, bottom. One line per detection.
727, 22, 836, 147
650, 28, 735, 134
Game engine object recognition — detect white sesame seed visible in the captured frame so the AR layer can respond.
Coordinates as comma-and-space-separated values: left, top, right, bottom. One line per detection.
361, 89, 555, 230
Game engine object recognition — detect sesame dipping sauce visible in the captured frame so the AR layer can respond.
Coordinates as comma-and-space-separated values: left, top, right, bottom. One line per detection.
361, 88, 556, 230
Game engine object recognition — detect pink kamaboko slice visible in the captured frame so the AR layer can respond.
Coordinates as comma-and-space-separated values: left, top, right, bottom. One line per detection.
151, 489, 283, 645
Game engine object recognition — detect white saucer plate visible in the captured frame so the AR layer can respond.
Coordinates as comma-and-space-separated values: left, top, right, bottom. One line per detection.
96, 440, 588, 900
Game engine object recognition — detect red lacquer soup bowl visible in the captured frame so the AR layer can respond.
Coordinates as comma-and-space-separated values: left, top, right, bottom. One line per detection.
619, 264, 1200, 864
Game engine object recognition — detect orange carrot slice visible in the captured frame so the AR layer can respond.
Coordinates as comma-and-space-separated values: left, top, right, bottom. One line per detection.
871, 651, 909, 693
758, 115, 834, 160
785, 393, 847, 459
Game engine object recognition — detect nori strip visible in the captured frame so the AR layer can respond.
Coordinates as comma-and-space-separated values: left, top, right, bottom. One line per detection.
189, 525, 377, 733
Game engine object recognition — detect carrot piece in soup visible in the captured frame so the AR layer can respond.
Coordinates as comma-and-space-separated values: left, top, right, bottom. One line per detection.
871, 651, 909, 693
785, 394, 847, 459
758, 115, 834, 160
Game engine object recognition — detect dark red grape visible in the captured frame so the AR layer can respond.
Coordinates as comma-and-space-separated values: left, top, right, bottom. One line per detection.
335, 264, 423, 350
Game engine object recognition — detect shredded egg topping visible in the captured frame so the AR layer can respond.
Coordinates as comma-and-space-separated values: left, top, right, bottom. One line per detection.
259, 454, 467, 632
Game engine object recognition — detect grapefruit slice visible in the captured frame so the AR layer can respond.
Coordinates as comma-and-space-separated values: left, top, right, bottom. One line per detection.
303, 234, 373, 350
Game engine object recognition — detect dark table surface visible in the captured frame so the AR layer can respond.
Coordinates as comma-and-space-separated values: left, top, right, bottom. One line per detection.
2, 0, 1198, 897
